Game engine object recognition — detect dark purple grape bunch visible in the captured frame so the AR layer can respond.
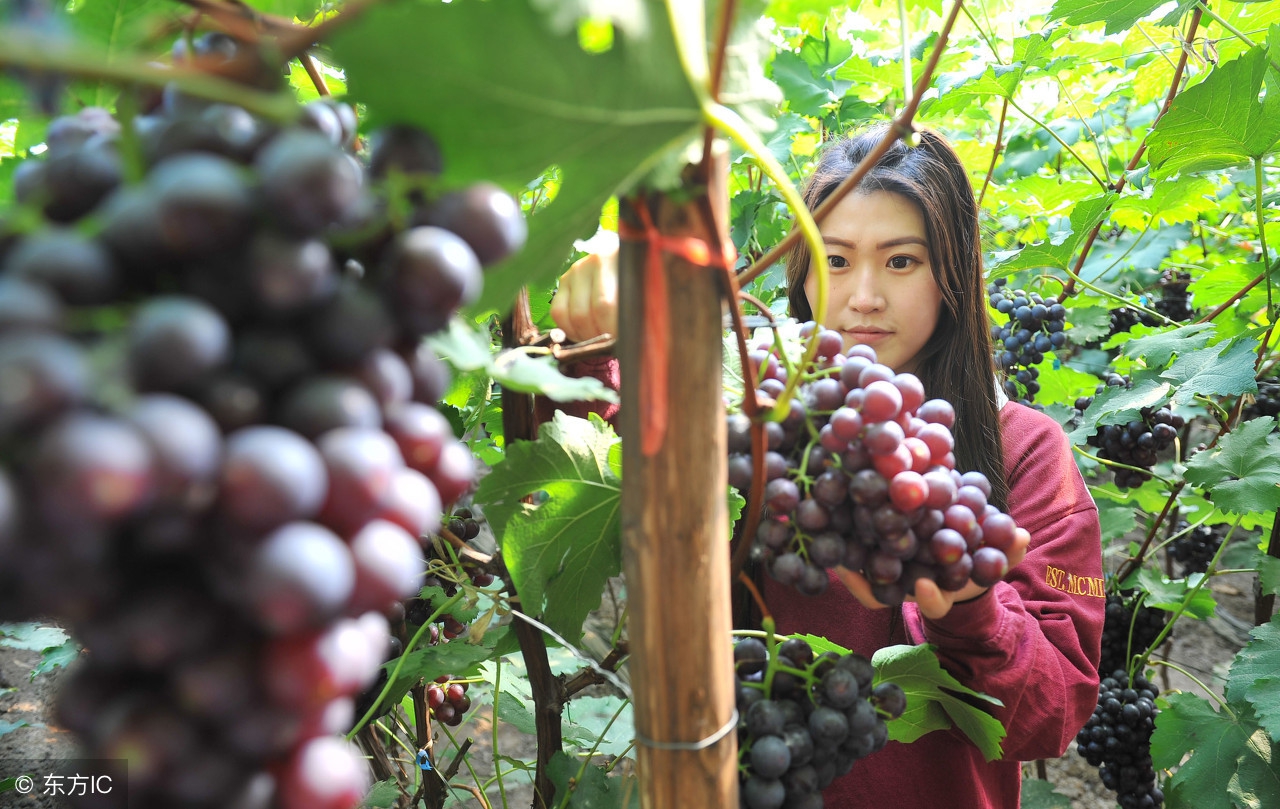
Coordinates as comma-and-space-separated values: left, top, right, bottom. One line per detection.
1099, 592, 1168, 678
0, 40, 527, 808
734, 635, 903, 809
987, 277, 1068, 406
730, 329, 1028, 607
1242, 374, 1280, 421
1152, 270, 1193, 323
1085, 406, 1183, 489
1106, 306, 1159, 341
1076, 670, 1162, 809
1168, 520, 1229, 576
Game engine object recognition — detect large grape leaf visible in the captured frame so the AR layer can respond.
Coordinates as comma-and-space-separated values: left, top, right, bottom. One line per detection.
1226, 617, 1280, 744
1162, 337, 1260, 407
1148, 44, 1280, 179
1084, 369, 1171, 426
1184, 417, 1280, 514
870, 643, 1005, 761
769, 30, 852, 117
1152, 692, 1280, 809
386, 624, 517, 705
331, 0, 705, 317
1047, 0, 1190, 35
474, 413, 622, 643
547, 751, 639, 809
1132, 568, 1216, 619
989, 193, 1115, 274
1020, 779, 1073, 809
1113, 322, 1214, 367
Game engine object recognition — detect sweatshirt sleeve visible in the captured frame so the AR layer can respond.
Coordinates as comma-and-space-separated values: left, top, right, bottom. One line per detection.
531, 356, 621, 426
903, 404, 1104, 762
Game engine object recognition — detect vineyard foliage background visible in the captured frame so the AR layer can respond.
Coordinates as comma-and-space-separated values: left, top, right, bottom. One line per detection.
1, 0, 1279, 807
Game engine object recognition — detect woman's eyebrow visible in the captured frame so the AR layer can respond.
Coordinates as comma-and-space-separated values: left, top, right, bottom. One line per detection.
876, 236, 928, 249
823, 237, 858, 249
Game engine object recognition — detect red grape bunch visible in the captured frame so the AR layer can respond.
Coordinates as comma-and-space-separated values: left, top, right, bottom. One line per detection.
734, 634, 904, 809
0, 30, 526, 809
729, 326, 1029, 607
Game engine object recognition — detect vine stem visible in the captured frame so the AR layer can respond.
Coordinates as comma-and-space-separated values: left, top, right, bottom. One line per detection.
1060, 7, 1201, 298
1194, 1, 1280, 74
299, 51, 331, 96
1148, 660, 1235, 716
1114, 481, 1186, 585
735, 0, 967, 289
1132, 518, 1240, 677
1005, 96, 1107, 189
976, 98, 1008, 209
0, 31, 300, 123
347, 591, 467, 739
1194, 256, 1280, 325
1253, 156, 1275, 369
552, 698, 631, 809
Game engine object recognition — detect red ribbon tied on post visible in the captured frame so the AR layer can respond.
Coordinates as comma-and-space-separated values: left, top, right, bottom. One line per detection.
618, 198, 737, 456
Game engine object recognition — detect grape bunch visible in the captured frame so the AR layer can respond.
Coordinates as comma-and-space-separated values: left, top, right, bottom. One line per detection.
1084, 407, 1183, 489
1098, 592, 1168, 678
729, 329, 1028, 607
1073, 372, 1133, 414
447, 506, 482, 541
1168, 521, 1229, 576
734, 635, 903, 809
1076, 670, 1163, 809
1106, 306, 1159, 341
426, 674, 473, 728
1152, 270, 1193, 323
0, 31, 526, 809
987, 277, 1069, 405
1242, 374, 1280, 420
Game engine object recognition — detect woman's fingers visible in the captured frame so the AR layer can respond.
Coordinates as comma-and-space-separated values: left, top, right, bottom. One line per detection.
833, 566, 890, 611
550, 247, 618, 343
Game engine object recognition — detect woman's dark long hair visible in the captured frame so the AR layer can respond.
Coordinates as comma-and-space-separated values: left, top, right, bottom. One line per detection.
784, 124, 1008, 509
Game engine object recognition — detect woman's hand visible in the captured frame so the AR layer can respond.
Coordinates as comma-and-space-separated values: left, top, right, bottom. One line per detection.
549, 240, 618, 343
833, 527, 1031, 620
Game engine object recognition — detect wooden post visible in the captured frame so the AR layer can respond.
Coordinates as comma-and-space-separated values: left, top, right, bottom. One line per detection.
617, 166, 738, 809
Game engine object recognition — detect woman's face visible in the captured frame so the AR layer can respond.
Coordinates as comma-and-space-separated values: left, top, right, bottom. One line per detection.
803, 190, 942, 374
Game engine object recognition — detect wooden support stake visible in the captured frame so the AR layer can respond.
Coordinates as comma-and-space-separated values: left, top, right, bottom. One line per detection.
618, 175, 737, 808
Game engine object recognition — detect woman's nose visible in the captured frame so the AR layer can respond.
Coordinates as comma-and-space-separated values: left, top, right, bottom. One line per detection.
845, 268, 884, 312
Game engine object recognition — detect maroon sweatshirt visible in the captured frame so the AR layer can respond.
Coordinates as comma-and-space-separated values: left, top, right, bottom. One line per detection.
538, 361, 1103, 809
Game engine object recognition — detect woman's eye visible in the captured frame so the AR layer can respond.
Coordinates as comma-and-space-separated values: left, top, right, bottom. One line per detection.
888, 255, 916, 270
828, 255, 849, 269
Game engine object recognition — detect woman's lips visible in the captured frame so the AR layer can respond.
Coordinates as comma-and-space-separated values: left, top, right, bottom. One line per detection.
845, 328, 891, 342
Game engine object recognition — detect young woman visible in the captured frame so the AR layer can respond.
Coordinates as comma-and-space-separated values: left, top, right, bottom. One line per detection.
547, 124, 1104, 809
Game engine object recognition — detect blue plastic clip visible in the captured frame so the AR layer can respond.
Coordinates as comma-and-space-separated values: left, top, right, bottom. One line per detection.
416, 749, 433, 773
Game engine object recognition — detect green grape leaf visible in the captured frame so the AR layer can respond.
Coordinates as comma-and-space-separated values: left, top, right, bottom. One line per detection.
475, 413, 622, 643
548, 751, 640, 809
1111, 176, 1218, 229
1066, 305, 1113, 345
1020, 778, 1074, 809
1162, 337, 1261, 406
29, 639, 79, 680
1184, 417, 1280, 514
871, 643, 1005, 761
1085, 370, 1171, 425
1033, 361, 1100, 407
496, 694, 539, 736
1048, 0, 1185, 35
0, 720, 30, 739
0, 623, 68, 651
1117, 322, 1214, 368
1151, 691, 1280, 809
1133, 568, 1216, 619
1225, 616, 1280, 743
770, 30, 852, 117
562, 695, 634, 756
332, 0, 704, 317
989, 193, 1115, 274
427, 320, 617, 403
1096, 498, 1139, 544
1148, 45, 1280, 179
359, 779, 400, 809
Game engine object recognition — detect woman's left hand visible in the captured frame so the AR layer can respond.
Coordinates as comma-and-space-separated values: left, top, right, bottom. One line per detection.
833, 527, 1031, 620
